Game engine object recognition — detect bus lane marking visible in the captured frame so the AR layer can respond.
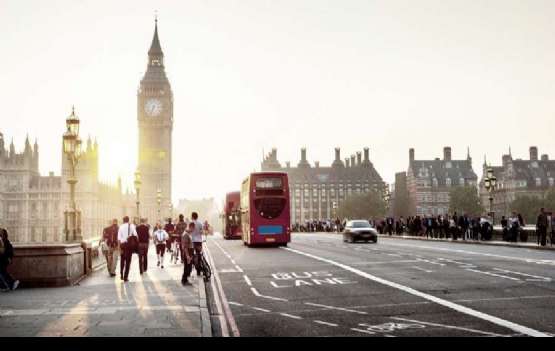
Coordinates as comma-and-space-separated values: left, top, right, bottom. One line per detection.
465, 269, 522, 281
412, 266, 433, 273
304, 302, 367, 315
390, 317, 507, 337
269, 271, 357, 288
250, 287, 288, 302
282, 246, 551, 337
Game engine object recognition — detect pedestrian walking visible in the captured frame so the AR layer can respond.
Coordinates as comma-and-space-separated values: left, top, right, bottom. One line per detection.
537, 208, 548, 247
0, 228, 19, 292
175, 214, 187, 264
101, 219, 119, 277
154, 222, 169, 269
164, 218, 175, 254
118, 216, 138, 282
137, 218, 150, 274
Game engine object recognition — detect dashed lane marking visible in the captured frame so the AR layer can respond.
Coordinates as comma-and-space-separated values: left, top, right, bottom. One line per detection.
252, 307, 271, 313
283, 246, 550, 337
279, 313, 302, 320
351, 328, 395, 337
228, 302, 244, 306
390, 317, 508, 337
492, 268, 552, 282
314, 320, 339, 327
465, 269, 521, 281
304, 302, 368, 315
412, 266, 433, 273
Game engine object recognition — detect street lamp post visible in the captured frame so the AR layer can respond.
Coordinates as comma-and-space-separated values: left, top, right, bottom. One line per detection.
383, 186, 391, 217
134, 170, 142, 222
484, 167, 497, 226
168, 203, 173, 221
157, 189, 162, 223
62, 106, 82, 242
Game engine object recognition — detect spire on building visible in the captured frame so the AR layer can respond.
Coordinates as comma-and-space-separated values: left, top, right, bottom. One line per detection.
10, 138, 15, 156
25, 134, 32, 154
34, 138, 38, 153
148, 16, 164, 59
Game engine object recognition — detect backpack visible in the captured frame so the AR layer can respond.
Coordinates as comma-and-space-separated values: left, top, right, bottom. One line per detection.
126, 223, 139, 253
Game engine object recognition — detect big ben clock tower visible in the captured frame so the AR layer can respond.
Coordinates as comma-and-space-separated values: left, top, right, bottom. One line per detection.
137, 18, 173, 222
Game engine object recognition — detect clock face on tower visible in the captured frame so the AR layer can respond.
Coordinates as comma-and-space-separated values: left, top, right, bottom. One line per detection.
144, 98, 163, 117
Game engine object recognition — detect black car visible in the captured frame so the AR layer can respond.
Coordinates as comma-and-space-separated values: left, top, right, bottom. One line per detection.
343, 220, 378, 243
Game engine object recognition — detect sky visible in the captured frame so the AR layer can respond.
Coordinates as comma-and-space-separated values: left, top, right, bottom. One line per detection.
1, 0, 555, 204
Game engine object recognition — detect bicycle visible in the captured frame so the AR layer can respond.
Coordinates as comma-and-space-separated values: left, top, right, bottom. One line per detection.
170, 238, 180, 264
193, 236, 212, 282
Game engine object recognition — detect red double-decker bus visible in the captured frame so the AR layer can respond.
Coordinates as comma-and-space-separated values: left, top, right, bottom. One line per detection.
223, 191, 242, 240
240, 172, 291, 247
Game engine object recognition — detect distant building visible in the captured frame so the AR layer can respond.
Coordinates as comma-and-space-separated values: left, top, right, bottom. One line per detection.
176, 198, 221, 232
260, 147, 386, 224
0, 130, 133, 243
406, 147, 478, 216
392, 172, 410, 218
479, 147, 555, 216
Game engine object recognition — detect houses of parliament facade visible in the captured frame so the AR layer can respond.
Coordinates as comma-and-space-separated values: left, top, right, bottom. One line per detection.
0, 20, 173, 243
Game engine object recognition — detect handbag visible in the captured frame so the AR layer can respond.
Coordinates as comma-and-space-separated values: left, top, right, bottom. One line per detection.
127, 223, 139, 254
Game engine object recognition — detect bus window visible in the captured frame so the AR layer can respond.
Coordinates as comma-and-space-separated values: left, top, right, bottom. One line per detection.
255, 198, 286, 219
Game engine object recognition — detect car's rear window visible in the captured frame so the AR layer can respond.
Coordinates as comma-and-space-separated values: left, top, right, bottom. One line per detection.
349, 221, 371, 228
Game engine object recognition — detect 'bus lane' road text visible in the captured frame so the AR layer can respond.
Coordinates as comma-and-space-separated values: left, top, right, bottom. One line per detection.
269, 271, 357, 288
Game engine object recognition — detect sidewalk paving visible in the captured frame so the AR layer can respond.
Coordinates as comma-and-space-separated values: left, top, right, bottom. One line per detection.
0, 243, 211, 337
377, 233, 555, 251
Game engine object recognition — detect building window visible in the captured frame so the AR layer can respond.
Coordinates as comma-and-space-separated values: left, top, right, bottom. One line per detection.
459, 178, 465, 186
446, 178, 451, 187
549, 178, 554, 187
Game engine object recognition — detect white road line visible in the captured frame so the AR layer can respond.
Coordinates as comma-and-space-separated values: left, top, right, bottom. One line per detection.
465, 269, 521, 281
234, 265, 244, 273
304, 302, 368, 315
492, 268, 552, 282
390, 317, 507, 337
283, 247, 550, 337
280, 313, 302, 320
350, 328, 395, 337
243, 275, 252, 286
314, 320, 339, 327
205, 242, 241, 337
416, 258, 445, 266
382, 242, 555, 266
228, 302, 244, 306
453, 295, 555, 303
412, 266, 433, 273
352, 260, 420, 265
252, 307, 271, 313
250, 287, 289, 302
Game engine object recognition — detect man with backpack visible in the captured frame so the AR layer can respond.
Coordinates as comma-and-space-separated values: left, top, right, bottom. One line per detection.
118, 216, 138, 282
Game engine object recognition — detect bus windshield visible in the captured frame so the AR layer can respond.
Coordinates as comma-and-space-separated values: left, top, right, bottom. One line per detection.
255, 197, 286, 219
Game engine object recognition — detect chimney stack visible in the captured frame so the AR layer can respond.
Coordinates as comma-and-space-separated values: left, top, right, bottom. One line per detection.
350, 154, 356, 167
409, 148, 415, 162
443, 147, 452, 161
335, 147, 340, 161
356, 152, 362, 166
530, 146, 538, 161
301, 148, 307, 162
345, 158, 350, 168
272, 148, 277, 160
286, 161, 291, 168
315, 161, 320, 168
363, 147, 369, 162
541, 154, 549, 161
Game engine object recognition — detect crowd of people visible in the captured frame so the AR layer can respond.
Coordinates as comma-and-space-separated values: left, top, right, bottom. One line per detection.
293, 208, 554, 246
101, 211, 212, 285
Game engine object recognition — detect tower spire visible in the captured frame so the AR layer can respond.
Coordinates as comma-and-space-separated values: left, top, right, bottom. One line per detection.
148, 15, 163, 58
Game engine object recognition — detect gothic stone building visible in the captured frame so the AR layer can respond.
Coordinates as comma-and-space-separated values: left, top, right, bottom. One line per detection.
261, 147, 385, 224
479, 147, 555, 217
406, 147, 478, 216
137, 19, 174, 222
0, 130, 132, 244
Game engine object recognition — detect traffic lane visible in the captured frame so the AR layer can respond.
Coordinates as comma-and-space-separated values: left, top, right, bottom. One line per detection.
207, 236, 520, 336
289, 234, 555, 334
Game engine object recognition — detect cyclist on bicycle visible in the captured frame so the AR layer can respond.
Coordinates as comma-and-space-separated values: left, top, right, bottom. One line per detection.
191, 212, 204, 276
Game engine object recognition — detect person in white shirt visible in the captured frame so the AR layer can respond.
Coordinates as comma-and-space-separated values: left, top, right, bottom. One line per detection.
190, 212, 205, 276
118, 216, 138, 282
153, 222, 169, 269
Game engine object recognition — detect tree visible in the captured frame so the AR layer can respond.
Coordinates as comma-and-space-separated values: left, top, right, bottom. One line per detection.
336, 191, 386, 220
509, 195, 544, 224
449, 186, 483, 216
544, 188, 555, 213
